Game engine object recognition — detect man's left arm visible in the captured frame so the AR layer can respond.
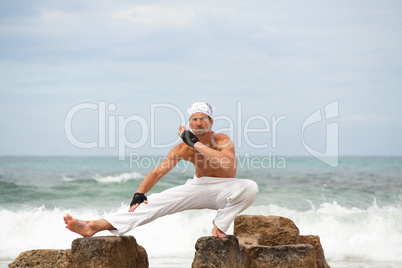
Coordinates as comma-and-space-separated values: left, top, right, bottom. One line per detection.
194, 135, 235, 169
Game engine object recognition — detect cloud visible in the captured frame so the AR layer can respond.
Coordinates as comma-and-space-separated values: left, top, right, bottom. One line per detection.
1, 0, 401, 155
343, 114, 400, 126
112, 6, 196, 28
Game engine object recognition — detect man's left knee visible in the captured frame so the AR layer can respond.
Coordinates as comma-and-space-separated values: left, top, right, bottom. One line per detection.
243, 179, 259, 197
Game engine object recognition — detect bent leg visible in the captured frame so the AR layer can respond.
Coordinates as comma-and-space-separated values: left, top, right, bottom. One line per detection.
212, 220, 227, 238
212, 179, 259, 233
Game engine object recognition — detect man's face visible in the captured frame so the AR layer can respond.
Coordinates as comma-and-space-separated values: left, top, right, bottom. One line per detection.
189, 112, 213, 136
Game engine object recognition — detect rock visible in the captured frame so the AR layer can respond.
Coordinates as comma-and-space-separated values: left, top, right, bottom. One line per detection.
246, 244, 317, 268
192, 235, 246, 268
191, 234, 318, 268
234, 215, 300, 246
9, 236, 148, 268
299, 235, 330, 268
71, 236, 148, 268
233, 215, 330, 268
8, 249, 72, 268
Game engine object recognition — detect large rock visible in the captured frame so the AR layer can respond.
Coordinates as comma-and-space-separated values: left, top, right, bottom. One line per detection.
234, 215, 300, 246
71, 236, 148, 268
192, 235, 246, 268
246, 244, 317, 268
233, 215, 330, 268
8, 249, 72, 268
9, 236, 148, 268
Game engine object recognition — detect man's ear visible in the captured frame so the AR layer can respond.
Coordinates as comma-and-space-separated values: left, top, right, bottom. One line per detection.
209, 117, 214, 127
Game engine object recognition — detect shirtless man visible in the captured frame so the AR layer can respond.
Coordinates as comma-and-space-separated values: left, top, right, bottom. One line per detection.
64, 102, 258, 238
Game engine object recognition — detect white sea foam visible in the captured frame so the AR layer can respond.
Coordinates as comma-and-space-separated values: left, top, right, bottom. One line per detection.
94, 172, 143, 183
62, 176, 74, 182
247, 201, 402, 265
1, 202, 402, 267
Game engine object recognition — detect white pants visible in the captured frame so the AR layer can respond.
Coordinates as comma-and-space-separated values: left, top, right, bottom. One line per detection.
105, 176, 259, 236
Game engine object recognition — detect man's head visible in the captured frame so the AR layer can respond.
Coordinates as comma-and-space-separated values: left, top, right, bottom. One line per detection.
187, 102, 214, 136
187, 102, 214, 118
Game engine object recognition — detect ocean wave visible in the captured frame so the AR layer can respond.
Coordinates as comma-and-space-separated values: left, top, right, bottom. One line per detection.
94, 172, 144, 183
1, 202, 402, 267
247, 201, 402, 264
62, 172, 144, 183
62, 176, 74, 182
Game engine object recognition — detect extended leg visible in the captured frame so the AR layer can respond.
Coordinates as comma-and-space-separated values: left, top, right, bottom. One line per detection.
63, 214, 115, 237
105, 182, 206, 236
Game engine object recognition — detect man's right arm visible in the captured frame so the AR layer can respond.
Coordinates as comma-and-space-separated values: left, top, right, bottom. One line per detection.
136, 154, 179, 194
128, 146, 181, 212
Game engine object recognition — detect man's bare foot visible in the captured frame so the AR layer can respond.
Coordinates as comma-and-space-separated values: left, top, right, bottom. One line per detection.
63, 214, 95, 237
212, 221, 227, 238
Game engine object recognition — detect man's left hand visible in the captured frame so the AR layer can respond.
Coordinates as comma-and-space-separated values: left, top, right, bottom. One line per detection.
178, 127, 200, 148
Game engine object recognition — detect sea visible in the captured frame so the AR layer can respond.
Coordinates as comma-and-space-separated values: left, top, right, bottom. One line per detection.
0, 155, 401, 268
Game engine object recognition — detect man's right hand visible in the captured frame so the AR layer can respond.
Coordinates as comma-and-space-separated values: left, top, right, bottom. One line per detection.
129, 193, 148, 212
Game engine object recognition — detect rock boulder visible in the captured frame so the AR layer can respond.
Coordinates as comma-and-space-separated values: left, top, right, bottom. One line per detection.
246, 244, 316, 268
234, 215, 330, 268
192, 235, 246, 268
9, 236, 148, 268
9, 249, 72, 268
234, 215, 300, 246
71, 236, 148, 268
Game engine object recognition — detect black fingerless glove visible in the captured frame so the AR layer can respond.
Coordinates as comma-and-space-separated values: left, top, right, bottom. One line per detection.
180, 130, 200, 148
130, 192, 147, 207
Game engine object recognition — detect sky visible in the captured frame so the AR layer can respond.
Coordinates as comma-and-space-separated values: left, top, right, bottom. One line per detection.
0, 0, 401, 159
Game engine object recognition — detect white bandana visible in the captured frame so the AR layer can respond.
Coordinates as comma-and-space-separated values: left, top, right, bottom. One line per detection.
187, 102, 215, 118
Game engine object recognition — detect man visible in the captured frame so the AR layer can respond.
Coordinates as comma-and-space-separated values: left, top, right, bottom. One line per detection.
64, 102, 258, 238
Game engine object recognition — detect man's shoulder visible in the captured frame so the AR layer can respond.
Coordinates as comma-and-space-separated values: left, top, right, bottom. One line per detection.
214, 132, 232, 142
